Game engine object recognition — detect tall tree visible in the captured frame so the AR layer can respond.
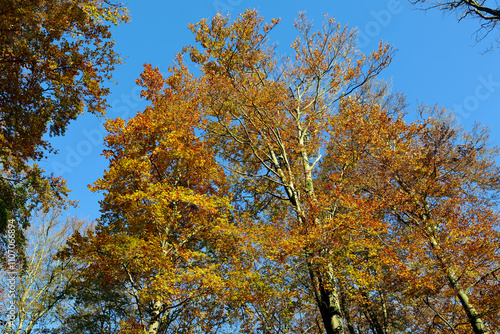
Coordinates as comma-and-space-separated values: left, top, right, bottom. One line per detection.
0, 209, 85, 334
82, 9, 500, 333
185, 10, 393, 334
0, 0, 129, 243
186, 10, 499, 333
320, 100, 500, 333
67, 60, 256, 334
378, 110, 500, 334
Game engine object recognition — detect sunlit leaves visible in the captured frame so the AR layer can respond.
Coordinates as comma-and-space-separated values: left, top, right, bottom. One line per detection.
70, 9, 500, 334
0, 0, 128, 245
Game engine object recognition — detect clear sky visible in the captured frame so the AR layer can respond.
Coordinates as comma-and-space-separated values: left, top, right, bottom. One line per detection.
41, 0, 500, 222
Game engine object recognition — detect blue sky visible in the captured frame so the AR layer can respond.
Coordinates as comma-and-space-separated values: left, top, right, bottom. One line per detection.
41, 0, 500, 222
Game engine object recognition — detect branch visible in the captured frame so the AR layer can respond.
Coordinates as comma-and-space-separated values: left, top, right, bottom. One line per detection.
122, 263, 146, 328
466, 266, 500, 293
423, 296, 459, 334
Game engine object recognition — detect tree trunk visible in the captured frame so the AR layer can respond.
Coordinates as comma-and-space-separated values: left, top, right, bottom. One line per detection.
147, 300, 163, 334
427, 234, 489, 334
318, 287, 345, 334
340, 291, 356, 334
448, 270, 489, 334
310, 262, 345, 334
361, 290, 385, 334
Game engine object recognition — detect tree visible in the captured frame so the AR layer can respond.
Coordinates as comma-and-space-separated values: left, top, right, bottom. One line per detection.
316, 93, 420, 334
377, 110, 500, 334
66, 60, 256, 334
186, 9, 499, 333
319, 101, 500, 333
409, 0, 500, 50
49, 269, 136, 334
81, 9, 500, 333
0, 209, 85, 334
185, 10, 393, 334
0, 0, 129, 242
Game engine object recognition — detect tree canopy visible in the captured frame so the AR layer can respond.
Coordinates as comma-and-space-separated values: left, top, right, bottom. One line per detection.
2, 6, 499, 334
0, 0, 129, 245
63, 10, 500, 334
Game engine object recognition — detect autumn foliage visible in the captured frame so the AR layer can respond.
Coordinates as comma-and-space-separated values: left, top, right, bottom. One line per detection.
66, 10, 500, 334
0, 0, 129, 245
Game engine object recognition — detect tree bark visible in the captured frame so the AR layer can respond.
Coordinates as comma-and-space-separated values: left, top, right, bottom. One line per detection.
147, 300, 163, 334
360, 290, 385, 334
448, 268, 489, 334
309, 261, 345, 334
341, 290, 356, 334
427, 233, 489, 334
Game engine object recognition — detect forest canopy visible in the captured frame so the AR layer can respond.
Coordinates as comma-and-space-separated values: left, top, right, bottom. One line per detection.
1, 6, 499, 334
